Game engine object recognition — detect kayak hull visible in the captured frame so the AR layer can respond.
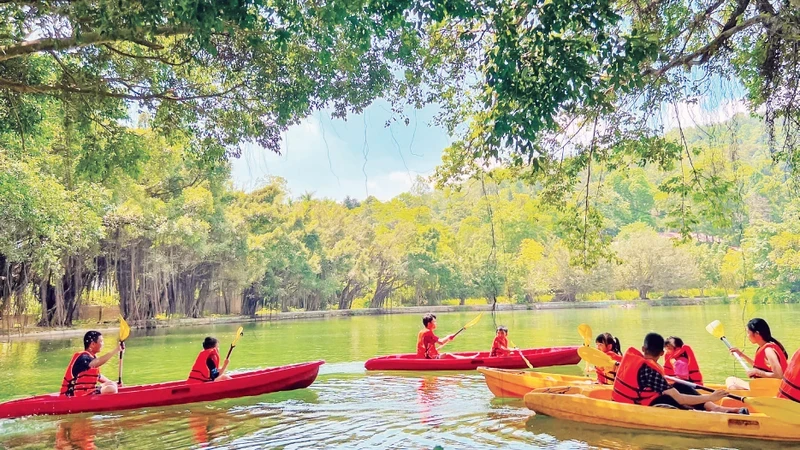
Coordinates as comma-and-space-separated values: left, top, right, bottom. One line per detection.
524, 386, 800, 442
0, 360, 324, 419
364, 346, 579, 371
478, 368, 747, 399
479, 368, 597, 398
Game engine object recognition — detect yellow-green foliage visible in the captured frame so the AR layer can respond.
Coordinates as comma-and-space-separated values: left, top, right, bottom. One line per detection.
85, 290, 119, 307
580, 292, 611, 302
614, 290, 640, 301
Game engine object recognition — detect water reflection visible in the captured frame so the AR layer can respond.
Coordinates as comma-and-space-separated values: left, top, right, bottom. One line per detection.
55, 418, 96, 450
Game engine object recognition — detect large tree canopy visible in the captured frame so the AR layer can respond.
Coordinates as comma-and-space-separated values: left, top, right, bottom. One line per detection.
429, 0, 800, 179
0, 0, 462, 161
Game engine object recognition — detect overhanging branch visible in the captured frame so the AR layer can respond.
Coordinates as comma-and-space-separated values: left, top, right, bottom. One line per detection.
0, 26, 189, 62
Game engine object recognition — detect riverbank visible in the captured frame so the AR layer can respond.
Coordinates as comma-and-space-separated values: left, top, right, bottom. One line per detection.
1, 296, 731, 341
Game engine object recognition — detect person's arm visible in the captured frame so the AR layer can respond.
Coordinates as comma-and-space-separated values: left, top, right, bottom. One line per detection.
89, 344, 122, 369
729, 347, 755, 366
662, 387, 727, 406
436, 334, 454, 346
217, 359, 230, 379
747, 347, 784, 379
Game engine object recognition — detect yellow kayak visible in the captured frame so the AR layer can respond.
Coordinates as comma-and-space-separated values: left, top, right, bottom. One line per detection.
478, 367, 772, 399
524, 386, 800, 442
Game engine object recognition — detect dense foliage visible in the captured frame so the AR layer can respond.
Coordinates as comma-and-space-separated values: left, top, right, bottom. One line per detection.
2, 0, 800, 325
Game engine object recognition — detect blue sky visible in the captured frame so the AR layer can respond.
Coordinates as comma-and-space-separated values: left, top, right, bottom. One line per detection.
231, 100, 453, 201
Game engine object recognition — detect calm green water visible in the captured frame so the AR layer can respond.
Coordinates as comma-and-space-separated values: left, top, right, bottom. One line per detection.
0, 303, 798, 449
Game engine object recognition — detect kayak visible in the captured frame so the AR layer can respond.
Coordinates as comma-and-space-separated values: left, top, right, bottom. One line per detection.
364, 346, 579, 371
480, 368, 770, 399
479, 368, 596, 398
524, 386, 800, 442
0, 360, 324, 419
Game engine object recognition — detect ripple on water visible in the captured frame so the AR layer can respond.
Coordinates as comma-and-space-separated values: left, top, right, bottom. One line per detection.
0, 373, 788, 449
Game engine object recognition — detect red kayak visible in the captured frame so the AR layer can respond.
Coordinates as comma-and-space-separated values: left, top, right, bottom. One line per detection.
0, 360, 324, 419
364, 346, 579, 371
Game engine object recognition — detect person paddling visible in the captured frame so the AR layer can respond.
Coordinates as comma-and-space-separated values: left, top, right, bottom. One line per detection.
490, 326, 511, 357
612, 332, 747, 414
595, 332, 622, 384
416, 314, 455, 359
727, 318, 788, 390
664, 336, 703, 384
61, 331, 124, 397
187, 337, 232, 384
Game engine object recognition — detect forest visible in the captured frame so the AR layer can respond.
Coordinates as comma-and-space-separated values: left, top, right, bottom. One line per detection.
2, 0, 799, 325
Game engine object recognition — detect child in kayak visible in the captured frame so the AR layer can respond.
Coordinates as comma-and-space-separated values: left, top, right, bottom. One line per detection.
416, 314, 455, 359
188, 337, 232, 384
60, 331, 124, 397
612, 333, 747, 414
727, 318, 789, 390
490, 326, 511, 357
595, 332, 622, 384
664, 336, 703, 384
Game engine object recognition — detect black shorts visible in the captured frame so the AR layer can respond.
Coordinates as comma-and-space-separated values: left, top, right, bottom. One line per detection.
650, 383, 704, 410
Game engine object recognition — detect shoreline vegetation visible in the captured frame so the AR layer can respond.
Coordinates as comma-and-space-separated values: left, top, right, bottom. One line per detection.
1, 296, 738, 341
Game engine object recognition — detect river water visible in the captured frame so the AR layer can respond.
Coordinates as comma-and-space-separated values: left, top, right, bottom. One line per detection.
0, 303, 798, 449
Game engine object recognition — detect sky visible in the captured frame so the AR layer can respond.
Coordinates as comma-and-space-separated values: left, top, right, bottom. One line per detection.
231, 100, 453, 201
231, 80, 748, 201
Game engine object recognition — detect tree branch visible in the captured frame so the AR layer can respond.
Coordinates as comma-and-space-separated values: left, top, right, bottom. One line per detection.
0, 77, 245, 102
645, 14, 769, 77
0, 26, 189, 62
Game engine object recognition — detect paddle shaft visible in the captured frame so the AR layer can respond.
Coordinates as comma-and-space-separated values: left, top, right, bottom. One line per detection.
665, 376, 746, 402
118, 342, 125, 385
225, 344, 235, 361
719, 336, 752, 372
508, 338, 534, 370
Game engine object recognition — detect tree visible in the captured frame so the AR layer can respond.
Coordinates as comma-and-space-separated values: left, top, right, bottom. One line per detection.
614, 223, 700, 299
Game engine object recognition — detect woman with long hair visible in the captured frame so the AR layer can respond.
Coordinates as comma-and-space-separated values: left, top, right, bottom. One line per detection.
726, 318, 789, 390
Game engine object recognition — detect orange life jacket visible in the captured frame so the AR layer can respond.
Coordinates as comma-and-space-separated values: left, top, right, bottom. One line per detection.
490, 335, 510, 357
596, 351, 622, 385
611, 347, 664, 406
60, 351, 100, 397
663, 345, 703, 384
187, 348, 220, 383
778, 349, 800, 403
753, 342, 788, 376
416, 329, 439, 359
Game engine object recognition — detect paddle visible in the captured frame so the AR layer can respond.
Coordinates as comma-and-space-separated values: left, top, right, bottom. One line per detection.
578, 323, 594, 375
225, 327, 245, 361
706, 320, 750, 372
118, 316, 131, 386
438, 313, 484, 350
508, 337, 534, 370
664, 375, 800, 425
706, 320, 780, 392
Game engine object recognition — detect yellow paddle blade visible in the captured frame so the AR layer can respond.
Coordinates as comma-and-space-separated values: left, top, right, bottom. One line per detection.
749, 377, 781, 393
578, 324, 592, 346
744, 396, 800, 425
706, 320, 725, 339
231, 327, 244, 346
463, 312, 483, 329
119, 316, 131, 342
578, 346, 616, 368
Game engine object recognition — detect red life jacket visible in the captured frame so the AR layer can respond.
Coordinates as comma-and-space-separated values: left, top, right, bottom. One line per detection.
611, 347, 664, 406
663, 345, 703, 384
778, 349, 800, 403
595, 351, 622, 385
188, 348, 220, 383
416, 329, 439, 359
60, 351, 100, 397
753, 342, 788, 376
491, 335, 510, 357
